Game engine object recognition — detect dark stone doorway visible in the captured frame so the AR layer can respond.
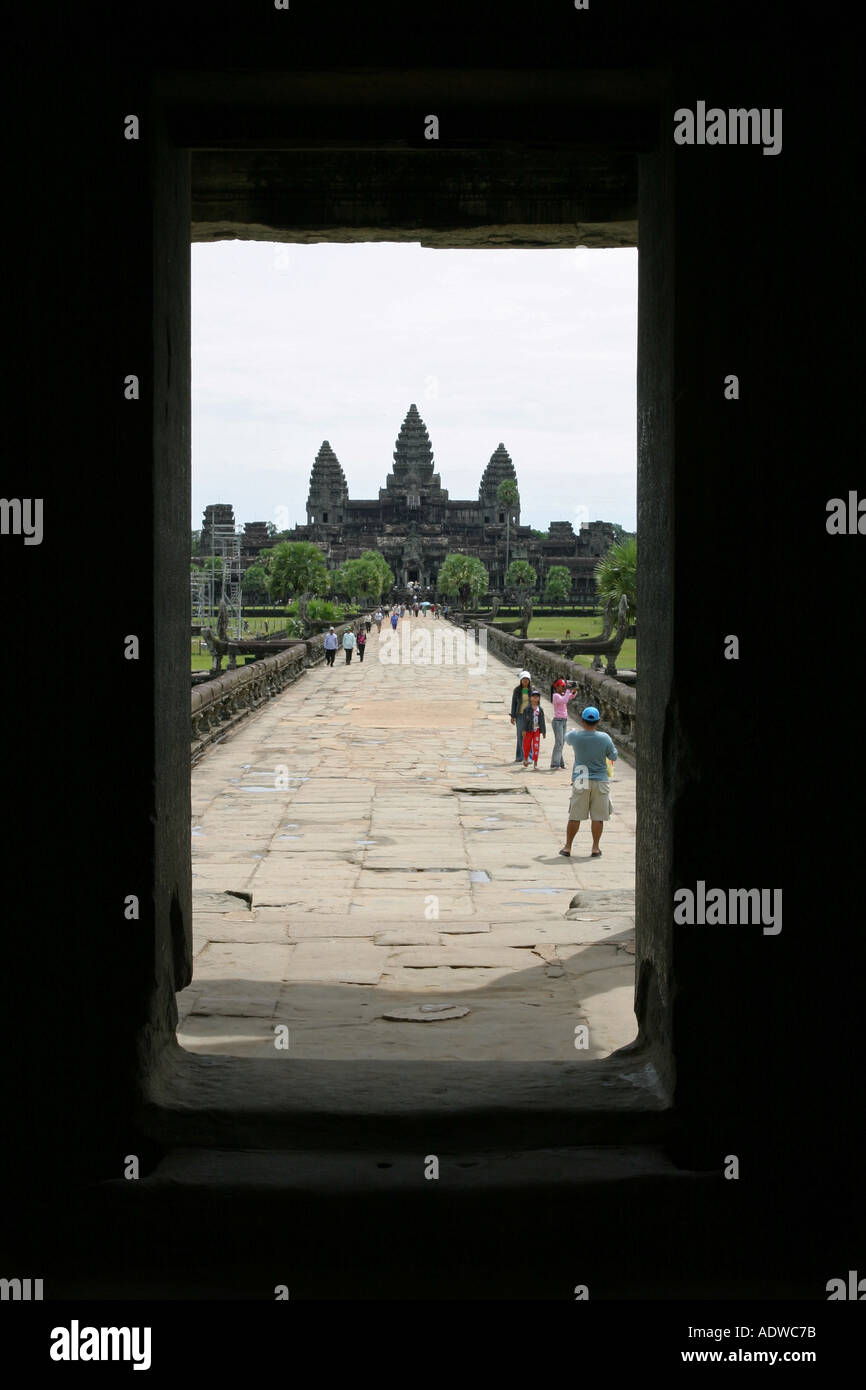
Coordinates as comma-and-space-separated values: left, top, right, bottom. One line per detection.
5, 14, 863, 1301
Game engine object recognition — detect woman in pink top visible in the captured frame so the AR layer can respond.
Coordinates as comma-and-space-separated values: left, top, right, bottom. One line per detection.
550, 677, 578, 769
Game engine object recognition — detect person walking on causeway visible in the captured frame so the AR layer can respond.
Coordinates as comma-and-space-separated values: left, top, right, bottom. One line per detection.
520, 689, 547, 769
509, 670, 532, 763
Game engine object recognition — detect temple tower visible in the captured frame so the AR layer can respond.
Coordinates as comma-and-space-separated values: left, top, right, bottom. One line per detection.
380, 403, 446, 505
201, 502, 236, 554
306, 441, 348, 525
478, 443, 520, 522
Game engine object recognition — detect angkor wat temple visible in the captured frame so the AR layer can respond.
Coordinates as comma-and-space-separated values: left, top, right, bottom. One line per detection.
290, 404, 617, 600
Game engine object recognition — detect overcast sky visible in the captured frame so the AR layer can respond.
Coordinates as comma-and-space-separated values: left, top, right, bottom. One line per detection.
192, 241, 637, 535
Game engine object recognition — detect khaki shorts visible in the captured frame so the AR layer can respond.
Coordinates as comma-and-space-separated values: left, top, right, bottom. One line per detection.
568, 778, 611, 821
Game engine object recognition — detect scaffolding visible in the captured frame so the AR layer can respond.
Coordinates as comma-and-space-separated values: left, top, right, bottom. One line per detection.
190, 569, 212, 626
213, 525, 243, 639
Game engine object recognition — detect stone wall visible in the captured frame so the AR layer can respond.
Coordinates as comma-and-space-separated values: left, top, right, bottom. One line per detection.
462, 619, 636, 760
190, 623, 352, 760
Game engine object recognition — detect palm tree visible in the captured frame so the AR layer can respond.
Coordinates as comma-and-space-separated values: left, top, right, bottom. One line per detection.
594, 536, 636, 623
496, 477, 519, 582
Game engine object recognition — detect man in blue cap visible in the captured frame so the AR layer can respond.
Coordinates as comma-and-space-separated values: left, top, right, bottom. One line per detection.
558, 706, 618, 857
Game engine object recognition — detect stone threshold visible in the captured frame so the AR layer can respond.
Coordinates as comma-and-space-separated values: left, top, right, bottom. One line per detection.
138, 1043, 672, 1151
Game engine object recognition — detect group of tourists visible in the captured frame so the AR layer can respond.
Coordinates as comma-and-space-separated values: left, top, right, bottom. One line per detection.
322, 601, 450, 667
323, 625, 368, 665
509, 669, 618, 858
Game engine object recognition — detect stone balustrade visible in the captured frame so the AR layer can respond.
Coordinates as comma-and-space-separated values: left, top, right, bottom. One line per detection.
457, 617, 636, 759
191, 624, 352, 760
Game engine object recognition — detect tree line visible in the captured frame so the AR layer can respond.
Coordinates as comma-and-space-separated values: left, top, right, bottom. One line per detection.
191, 532, 637, 621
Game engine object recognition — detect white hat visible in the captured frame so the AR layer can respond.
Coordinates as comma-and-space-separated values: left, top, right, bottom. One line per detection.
519, 669, 531, 680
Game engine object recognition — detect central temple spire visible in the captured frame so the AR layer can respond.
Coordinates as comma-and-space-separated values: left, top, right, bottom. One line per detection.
386, 403, 436, 488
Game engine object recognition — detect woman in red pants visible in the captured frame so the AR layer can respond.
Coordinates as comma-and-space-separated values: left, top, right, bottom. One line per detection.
520, 690, 547, 769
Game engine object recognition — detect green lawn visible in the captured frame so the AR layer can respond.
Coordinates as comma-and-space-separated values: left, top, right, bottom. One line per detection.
190, 624, 286, 670
192, 614, 288, 635
520, 614, 636, 670
189, 609, 362, 671
190, 647, 271, 670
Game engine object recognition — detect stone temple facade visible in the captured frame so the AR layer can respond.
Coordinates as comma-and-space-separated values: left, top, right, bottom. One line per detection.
289, 404, 616, 601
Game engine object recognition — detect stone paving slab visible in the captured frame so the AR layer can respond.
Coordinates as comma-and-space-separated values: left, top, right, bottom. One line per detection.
376, 964, 525, 992
193, 942, 296, 979
282, 940, 389, 984
387, 943, 545, 968
373, 928, 442, 946
191, 891, 252, 914
251, 910, 377, 936
355, 870, 472, 891
252, 862, 359, 883
477, 920, 634, 946
179, 619, 636, 1060
253, 891, 357, 911
347, 892, 475, 918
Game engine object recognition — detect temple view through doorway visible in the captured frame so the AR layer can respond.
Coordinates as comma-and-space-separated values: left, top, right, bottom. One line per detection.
180, 241, 638, 1060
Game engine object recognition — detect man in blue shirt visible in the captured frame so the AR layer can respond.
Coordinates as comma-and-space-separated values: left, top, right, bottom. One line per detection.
323, 626, 338, 667
559, 706, 618, 858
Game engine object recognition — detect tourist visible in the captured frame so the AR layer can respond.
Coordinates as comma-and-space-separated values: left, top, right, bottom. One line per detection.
323, 626, 338, 667
342, 627, 356, 664
509, 670, 533, 762
550, 678, 579, 769
413, 601, 419, 616
559, 706, 618, 858
364, 615, 372, 633
374, 608, 384, 632
520, 689, 546, 769
431, 602, 437, 618
357, 626, 367, 662
390, 610, 399, 632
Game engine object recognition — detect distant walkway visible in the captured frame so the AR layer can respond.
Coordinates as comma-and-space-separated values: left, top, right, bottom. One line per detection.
178, 619, 636, 1060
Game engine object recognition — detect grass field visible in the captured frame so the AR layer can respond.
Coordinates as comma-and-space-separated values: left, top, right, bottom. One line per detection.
517, 614, 636, 670
192, 614, 287, 635
189, 610, 363, 671
189, 610, 633, 672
